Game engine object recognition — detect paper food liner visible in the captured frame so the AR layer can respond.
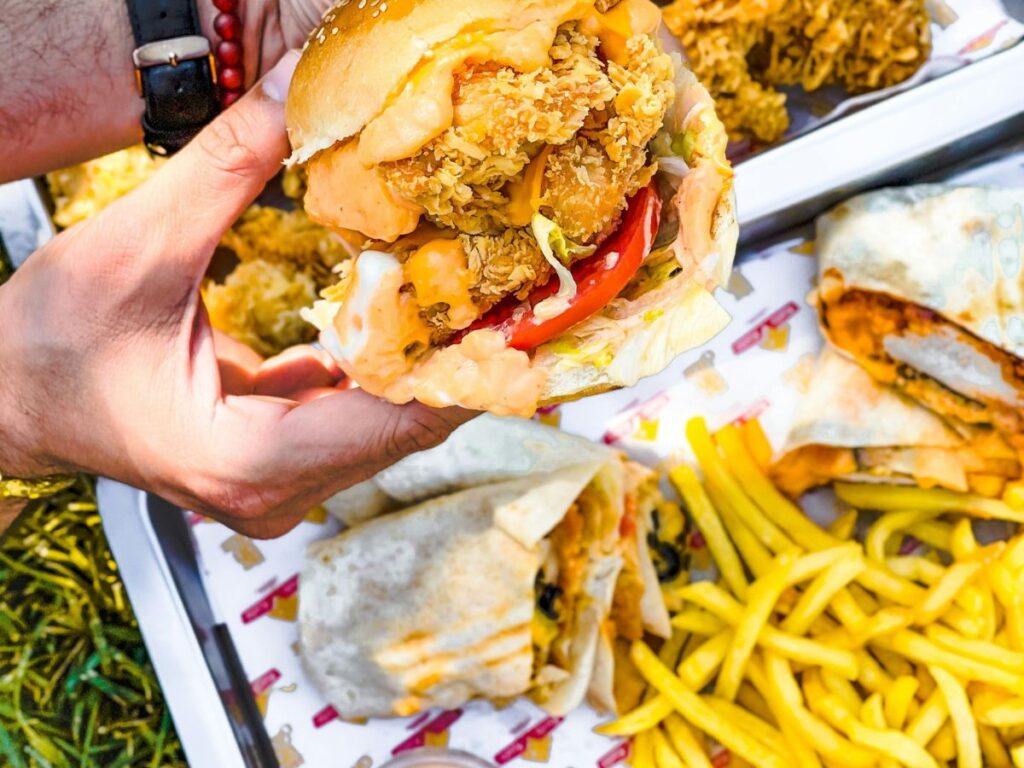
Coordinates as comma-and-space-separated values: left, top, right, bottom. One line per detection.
190, 5, 1024, 766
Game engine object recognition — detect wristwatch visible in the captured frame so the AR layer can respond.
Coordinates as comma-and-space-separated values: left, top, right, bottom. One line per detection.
127, 0, 221, 155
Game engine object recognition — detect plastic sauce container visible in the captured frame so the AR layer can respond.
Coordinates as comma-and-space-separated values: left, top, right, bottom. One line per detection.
379, 748, 496, 768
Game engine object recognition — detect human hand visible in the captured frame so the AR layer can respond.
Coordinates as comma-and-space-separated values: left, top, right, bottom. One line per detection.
0, 52, 472, 539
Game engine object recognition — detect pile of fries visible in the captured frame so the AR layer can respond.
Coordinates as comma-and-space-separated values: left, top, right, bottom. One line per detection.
600, 416, 1024, 768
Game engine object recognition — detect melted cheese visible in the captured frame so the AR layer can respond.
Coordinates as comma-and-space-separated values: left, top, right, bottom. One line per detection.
357, 1, 598, 165
506, 147, 552, 227
581, 0, 662, 64
404, 239, 478, 330
305, 140, 422, 243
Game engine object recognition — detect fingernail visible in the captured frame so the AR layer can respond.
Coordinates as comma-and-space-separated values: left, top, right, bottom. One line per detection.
262, 50, 301, 103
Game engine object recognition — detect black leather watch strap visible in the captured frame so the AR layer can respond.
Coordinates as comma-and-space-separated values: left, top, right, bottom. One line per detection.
126, 0, 220, 154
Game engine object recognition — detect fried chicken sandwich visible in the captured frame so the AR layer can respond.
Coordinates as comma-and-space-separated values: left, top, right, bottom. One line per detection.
288, 0, 737, 416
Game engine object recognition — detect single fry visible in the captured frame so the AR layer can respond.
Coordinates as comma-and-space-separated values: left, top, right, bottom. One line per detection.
906, 690, 948, 747
659, 627, 691, 668
882, 630, 1024, 689
633, 729, 656, 768
670, 463, 748, 600
857, 562, 926, 606
686, 419, 792, 554
762, 630, 859, 679
906, 520, 953, 553
663, 714, 713, 768
651, 726, 685, 768
716, 551, 798, 700
706, 480, 773, 577
738, 419, 774, 472
865, 509, 942, 563
951, 518, 978, 561
630, 641, 788, 768
714, 424, 835, 551
671, 608, 726, 636
782, 551, 865, 635
928, 721, 958, 763
883, 676, 919, 729
736, 682, 776, 727
929, 666, 981, 768
820, 669, 864, 716
924, 624, 1024, 673
596, 695, 675, 737
828, 508, 859, 541
977, 699, 1024, 728
854, 649, 894, 695
977, 724, 1012, 768
789, 543, 861, 585
834, 483, 1024, 523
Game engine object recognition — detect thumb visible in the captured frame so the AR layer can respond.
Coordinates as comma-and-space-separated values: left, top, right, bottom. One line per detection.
134, 50, 301, 281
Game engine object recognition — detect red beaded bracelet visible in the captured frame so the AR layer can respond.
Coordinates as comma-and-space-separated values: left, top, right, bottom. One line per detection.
212, 0, 243, 107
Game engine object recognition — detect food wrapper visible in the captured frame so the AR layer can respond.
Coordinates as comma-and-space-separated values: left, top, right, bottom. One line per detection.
186, 6, 1024, 763
190, 239, 825, 768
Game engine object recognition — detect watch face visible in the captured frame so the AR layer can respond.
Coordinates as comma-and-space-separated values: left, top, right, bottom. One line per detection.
0, 233, 13, 285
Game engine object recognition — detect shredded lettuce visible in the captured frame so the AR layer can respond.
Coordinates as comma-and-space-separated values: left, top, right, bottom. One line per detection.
531, 213, 580, 304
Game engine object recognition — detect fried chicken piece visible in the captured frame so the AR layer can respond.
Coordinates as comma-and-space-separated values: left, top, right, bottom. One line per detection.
418, 230, 550, 344
380, 24, 615, 234
462, 229, 550, 304
542, 34, 673, 242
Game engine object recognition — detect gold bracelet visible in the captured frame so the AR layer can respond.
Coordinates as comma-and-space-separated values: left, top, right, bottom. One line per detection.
0, 472, 77, 500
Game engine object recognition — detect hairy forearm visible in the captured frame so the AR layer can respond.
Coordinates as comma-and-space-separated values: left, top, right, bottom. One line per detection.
0, 0, 142, 182
0, 0, 282, 183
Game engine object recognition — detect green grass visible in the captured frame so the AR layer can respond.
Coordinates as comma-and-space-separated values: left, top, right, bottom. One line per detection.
0, 478, 187, 767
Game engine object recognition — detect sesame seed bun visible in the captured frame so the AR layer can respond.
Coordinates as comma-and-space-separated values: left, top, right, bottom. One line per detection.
285, 0, 593, 165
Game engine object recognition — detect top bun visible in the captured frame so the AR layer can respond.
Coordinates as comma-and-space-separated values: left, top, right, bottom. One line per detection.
285, 0, 593, 165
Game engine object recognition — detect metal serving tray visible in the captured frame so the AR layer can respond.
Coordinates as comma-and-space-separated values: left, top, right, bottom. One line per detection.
0, 34, 1021, 768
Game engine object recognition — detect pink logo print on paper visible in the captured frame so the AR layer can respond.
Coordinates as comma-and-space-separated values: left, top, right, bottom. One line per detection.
602, 392, 670, 445
241, 574, 299, 624
494, 716, 564, 764
731, 302, 798, 355
597, 739, 632, 767
392, 709, 463, 754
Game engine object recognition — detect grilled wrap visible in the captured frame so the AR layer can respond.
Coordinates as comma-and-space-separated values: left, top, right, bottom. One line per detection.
303, 418, 673, 718
770, 346, 1020, 498
814, 185, 1024, 446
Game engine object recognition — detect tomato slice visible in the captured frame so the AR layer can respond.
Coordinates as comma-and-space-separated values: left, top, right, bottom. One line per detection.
458, 184, 662, 351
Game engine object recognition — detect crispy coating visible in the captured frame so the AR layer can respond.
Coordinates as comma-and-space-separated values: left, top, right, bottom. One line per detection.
663, 0, 930, 144
380, 24, 615, 235
542, 33, 673, 242
419, 230, 552, 343
461, 229, 552, 303
380, 22, 674, 245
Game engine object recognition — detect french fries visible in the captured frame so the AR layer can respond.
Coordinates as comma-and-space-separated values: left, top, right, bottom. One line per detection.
602, 417, 1024, 768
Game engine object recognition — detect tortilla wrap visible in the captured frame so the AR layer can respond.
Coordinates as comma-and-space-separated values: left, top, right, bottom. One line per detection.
304, 418, 671, 718
302, 469, 622, 719
814, 185, 1024, 443
770, 346, 1020, 497
324, 414, 617, 526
